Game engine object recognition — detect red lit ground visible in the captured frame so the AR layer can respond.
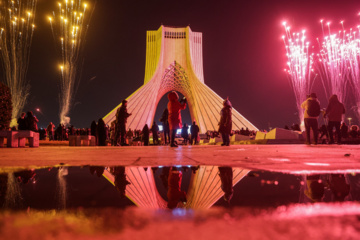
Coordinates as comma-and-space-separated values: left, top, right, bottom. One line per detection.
1, 143, 360, 239
1, 143, 359, 174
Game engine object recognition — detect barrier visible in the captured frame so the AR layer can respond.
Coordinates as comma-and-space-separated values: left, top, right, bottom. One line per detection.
0, 130, 39, 148
69, 135, 96, 146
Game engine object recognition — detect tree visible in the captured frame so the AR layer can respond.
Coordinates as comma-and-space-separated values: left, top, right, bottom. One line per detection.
0, 82, 12, 130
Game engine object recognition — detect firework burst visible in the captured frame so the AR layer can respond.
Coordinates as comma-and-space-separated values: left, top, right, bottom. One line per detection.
316, 20, 351, 104
282, 22, 316, 125
49, 0, 92, 125
0, 0, 37, 125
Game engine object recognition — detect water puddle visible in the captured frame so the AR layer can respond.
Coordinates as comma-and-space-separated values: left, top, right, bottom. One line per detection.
0, 165, 359, 210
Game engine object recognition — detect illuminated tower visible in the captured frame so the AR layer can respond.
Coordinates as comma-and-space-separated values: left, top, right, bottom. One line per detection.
103, 26, 257, 132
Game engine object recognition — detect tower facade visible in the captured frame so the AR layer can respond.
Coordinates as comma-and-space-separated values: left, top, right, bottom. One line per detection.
103, 26, 257, 132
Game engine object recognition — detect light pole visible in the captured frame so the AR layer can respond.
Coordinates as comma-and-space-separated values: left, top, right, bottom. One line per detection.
347, 117, 352, 126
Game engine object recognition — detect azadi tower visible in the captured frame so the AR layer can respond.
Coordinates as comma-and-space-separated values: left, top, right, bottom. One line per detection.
103, 25, 257, 133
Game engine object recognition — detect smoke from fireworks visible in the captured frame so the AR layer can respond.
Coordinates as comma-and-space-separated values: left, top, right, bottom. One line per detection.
49, 0, 91, 124
0, 0, 37, 125
282, 22, 316, 125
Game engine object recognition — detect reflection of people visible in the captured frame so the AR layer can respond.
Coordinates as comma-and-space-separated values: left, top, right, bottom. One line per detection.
167, 167, 187, 209
303, 175, 325, 202
113, 167, 131, 198
89, 166, 105, 177
300, 174, 351, 203
167, 92, 186, 147
218, 167, 234, 203
329, 174, 350, 202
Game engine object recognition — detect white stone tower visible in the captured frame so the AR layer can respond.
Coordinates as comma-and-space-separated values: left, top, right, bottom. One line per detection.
103, 25, 257, 132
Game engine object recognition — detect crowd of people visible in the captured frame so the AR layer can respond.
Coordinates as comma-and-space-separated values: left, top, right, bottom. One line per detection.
11, 92, 360, 147
300, 93, 357, 145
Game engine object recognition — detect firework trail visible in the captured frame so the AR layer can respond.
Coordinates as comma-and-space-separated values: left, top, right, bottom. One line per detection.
282, 22, 316, 126
316, 20, 351, 105
0, 0, 37, 125
344, 25, 360, 121
49, 0, 92, 124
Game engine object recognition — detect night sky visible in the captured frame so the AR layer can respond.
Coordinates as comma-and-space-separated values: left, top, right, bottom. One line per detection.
10, 0, 360, 129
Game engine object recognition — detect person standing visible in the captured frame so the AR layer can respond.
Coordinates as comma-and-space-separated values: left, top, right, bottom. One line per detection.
116, 99, 132, 146
160, 108, 170, 145
25, 111, 39, 132
47, 122, 55, 140
167, 92, 186, 147
181, 123, 189, 145
17, 112, 27, 130
325, 94, 345, 144
190, 121, 200, 145
97, 118, 107, 146
142, 124, 150, 146
218, 98, 232, 146
301, 93, 321, 145
151, 121, 159, 145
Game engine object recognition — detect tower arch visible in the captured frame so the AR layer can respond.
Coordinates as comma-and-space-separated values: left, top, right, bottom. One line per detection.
103, 25, 257, 132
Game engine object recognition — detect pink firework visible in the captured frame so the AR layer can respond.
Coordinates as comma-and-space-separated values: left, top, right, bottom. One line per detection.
282, 22, 316, 125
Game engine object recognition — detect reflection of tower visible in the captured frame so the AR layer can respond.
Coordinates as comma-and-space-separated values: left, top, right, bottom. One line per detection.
103, 166, 249, 209
186, 166, 248, 209
104, 167, 167, 209
103, 26, 257, 133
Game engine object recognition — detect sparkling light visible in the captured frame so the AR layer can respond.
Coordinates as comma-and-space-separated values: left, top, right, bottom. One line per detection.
282, 22, 316, 126
317, 19, 360, 120
0, 0, 37, 125
49, 0, 93, 124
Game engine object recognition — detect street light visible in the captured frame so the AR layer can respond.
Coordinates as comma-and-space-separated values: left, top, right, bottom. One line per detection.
347, 117, 352, 126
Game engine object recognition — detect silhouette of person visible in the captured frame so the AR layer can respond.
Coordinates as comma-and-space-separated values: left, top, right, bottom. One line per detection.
116, 100, 132, 146
160, 108, 170, 144
112, 166, 131, 199
97, 118, 107, 146
151, 121, 159, 145
181, 123, 189, 145
218, 98, 232, 146
142, 124, 150, 146
218, 167, 234, 203
190, 121, 200, 145
167, 167, 187, 209
301, 93, 321, 145
325, 94, 345, 144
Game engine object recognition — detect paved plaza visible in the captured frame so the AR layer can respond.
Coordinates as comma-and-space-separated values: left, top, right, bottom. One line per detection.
1, 144, 360, 174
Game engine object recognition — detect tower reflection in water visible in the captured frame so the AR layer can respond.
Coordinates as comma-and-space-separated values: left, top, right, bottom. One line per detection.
104, 166, 249, 209
0, 166, 359, 210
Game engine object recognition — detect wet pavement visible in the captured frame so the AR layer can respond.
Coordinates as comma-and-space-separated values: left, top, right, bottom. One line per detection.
1, 144, 360, 174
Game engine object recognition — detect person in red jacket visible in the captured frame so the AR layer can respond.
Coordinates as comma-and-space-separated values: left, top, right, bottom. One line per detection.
167, 91, 186, 147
